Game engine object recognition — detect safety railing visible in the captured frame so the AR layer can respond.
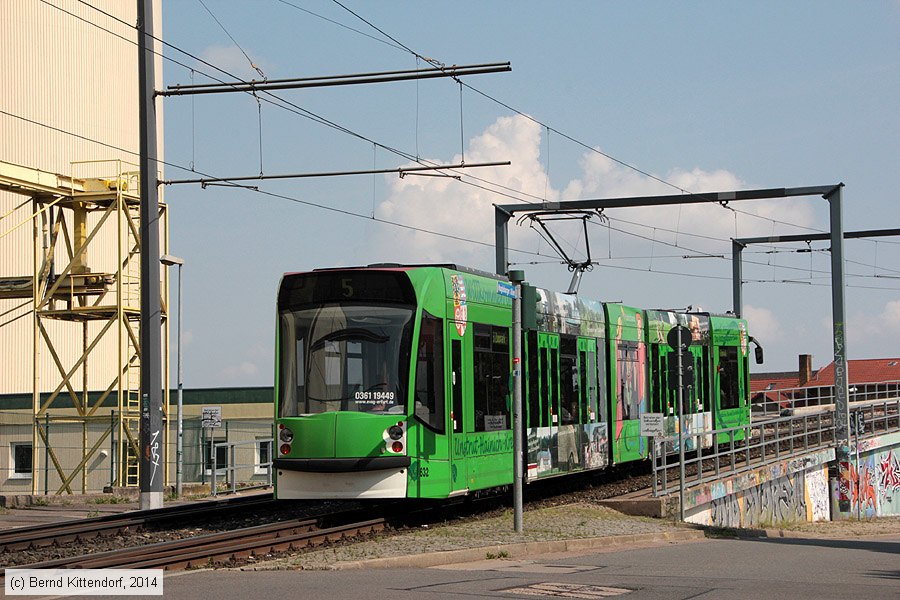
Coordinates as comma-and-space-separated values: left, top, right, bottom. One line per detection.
653, 396, 900, 497
752, 379, 900, 418
210, 437, 274, 497
652, 412, 832, 497
847, 397, 900, 439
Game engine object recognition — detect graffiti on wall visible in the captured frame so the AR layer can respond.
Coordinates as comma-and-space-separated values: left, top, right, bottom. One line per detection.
878, 450, 900, 499
697, 465, 831, 527
704, 471, 809, 527
805, 467, 830, 522
840, 447, 900, 518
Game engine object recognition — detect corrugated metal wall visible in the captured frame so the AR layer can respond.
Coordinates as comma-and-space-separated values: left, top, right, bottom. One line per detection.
0, 0, 164, 394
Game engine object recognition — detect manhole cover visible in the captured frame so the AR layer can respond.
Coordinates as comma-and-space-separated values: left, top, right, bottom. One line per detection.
504, 582, 632, 598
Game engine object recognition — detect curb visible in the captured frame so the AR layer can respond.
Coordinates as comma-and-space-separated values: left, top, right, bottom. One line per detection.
324, 529, 707, 570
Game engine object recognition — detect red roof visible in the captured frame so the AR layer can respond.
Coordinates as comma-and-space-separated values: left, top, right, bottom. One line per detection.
803, 358, 900, 387
750, 373, 800, 394
752, 358, 900, 392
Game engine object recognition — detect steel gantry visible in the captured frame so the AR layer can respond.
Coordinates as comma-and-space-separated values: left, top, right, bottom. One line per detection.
0, 159, 169, 494
493, 184, 851, 446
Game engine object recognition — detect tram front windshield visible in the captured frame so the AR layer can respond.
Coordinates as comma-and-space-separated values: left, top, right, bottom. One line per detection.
279, 304, 414, 417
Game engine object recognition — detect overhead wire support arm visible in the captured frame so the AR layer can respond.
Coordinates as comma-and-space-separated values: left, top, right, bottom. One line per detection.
493, 185, 842, 276
158, 62, 512, 96
161, 161, 511, 186
515, 210, 597, 294
733, 227, 900, 247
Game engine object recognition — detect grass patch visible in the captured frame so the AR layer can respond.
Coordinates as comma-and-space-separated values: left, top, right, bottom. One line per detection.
89, 495, 131, 504
703, 526, 741, 538
485, 550, 509, 559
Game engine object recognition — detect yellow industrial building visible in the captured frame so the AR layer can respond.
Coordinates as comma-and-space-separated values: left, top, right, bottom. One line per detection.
0, 2, 271, 498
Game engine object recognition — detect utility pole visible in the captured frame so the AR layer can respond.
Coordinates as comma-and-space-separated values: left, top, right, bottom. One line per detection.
138, 0, 163, 510
509, 270, 525, 533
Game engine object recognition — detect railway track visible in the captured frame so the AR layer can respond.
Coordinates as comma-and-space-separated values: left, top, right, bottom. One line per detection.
1, 515, 384, 573
0, 474, 661, 575
0, 493, 277, 554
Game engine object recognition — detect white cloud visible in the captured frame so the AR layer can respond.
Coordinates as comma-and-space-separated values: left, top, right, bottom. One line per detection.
219, 361, 259, 381
849, 299, 900, 339
742, 305, 784, 342
881, 299, 900, 334
199, 45, 268, 81
373, 115, 819, 267
374, 115, 552, 267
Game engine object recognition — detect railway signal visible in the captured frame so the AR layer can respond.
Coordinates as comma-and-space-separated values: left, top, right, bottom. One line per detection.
667, 324, 692, 522
667, 350, 695, 389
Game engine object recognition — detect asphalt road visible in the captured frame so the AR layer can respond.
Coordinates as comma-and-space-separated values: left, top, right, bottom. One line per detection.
36, 531, 896, 600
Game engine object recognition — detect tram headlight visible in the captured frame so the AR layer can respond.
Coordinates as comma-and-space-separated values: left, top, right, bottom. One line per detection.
279, 426, 294, 443
383, 421, 407, 455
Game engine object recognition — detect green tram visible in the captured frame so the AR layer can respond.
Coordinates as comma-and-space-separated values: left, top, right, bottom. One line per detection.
273, 264, 761, 500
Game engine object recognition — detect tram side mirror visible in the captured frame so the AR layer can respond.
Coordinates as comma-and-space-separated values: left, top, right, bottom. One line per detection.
750, 337, 764, 365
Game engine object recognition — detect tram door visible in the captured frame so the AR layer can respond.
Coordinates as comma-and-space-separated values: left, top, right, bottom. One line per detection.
578, 337, 609, 470
448, 337, 469, 495
537, 333, 560, 471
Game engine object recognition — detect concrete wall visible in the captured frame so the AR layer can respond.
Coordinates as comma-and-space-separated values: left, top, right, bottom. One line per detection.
684, 448, 834, 527
836, 431, 900, 518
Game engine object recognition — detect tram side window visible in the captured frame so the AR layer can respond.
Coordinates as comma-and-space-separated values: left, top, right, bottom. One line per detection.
700, 347, 711, 411
414, 312, 445, 433
550, 347, 559, 421
595, 340, 608, 423
650, 345, 662, 413
560, 336, 578, 425
527, 332, 542, 428
617, 343, 641, 420
452, 340, 463, 433
588, 348, 599, 422
473, 324, 511, 432
280, 317, 302, 417
579, 347, 589, 422
719, 346, 740, 409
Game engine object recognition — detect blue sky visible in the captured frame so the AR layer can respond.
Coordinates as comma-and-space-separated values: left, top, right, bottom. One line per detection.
159, 1, 900, 387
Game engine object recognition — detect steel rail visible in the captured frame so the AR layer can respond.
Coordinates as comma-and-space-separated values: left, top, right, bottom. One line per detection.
1, 517, 385, 574
0, 493, 276, 553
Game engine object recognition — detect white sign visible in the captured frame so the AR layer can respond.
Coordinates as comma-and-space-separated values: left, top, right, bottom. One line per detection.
201, 405, 222, 428
640, 412, 665, 437
484, 414, 507, 431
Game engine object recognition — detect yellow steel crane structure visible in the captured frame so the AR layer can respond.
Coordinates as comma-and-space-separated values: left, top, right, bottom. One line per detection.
0, 159, 169, 493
